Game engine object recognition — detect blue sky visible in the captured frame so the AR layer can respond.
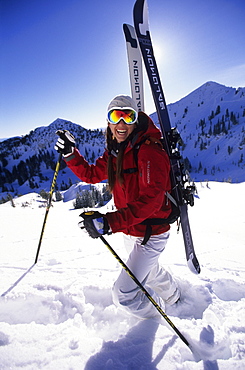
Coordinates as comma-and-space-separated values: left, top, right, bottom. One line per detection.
1, 0, 245, 138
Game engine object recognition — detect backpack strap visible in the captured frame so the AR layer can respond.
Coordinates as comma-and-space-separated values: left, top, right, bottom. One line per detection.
165, 191, 178, 207
123, 167, 138, 174
140, 205, 180, 245
142, 225, 153, 245
123, 136, 162, 174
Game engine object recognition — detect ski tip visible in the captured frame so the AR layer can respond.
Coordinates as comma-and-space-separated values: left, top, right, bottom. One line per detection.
123, 23, 131, 32
187, 258, 201, 275
123, 24, 138, 48
133, 0, 147, 32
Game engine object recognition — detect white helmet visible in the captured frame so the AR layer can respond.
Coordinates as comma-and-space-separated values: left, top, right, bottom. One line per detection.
107, 95, 138, 113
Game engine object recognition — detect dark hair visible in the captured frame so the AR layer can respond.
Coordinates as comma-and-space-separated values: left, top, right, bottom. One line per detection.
106, 127, 125, 191
106, 113, 148, 192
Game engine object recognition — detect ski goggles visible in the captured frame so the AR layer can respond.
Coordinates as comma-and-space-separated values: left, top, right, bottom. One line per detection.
107, 108, 138, 125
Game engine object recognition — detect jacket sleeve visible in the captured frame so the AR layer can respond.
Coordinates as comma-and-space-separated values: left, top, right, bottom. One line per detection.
106, 142, 171, 233
64, 148, 108, 184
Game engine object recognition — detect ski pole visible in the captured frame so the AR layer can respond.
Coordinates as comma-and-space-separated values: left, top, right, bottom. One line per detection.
34, 153, 62, 264
99, 235, 190, 348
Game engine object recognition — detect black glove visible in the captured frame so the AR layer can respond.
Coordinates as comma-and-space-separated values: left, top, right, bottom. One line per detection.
79, 211, 111, 239
54, 130, 75, 156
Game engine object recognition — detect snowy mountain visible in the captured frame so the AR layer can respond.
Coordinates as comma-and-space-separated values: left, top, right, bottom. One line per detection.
153, 81, 245, 183
0, 81, 245, 199
0, 119, 105, 197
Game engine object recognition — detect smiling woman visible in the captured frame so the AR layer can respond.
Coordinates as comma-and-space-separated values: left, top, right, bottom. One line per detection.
54, 92, 180, 319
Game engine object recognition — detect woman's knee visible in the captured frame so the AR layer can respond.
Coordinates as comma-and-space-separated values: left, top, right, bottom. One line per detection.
112, 281, 139, 308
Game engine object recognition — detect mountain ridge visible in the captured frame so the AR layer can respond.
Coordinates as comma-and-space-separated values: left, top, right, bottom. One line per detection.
151, 81, 245, 182
0, 81, 244, 197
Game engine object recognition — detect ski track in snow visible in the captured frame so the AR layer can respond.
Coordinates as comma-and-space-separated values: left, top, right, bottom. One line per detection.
0, 182, 245, 369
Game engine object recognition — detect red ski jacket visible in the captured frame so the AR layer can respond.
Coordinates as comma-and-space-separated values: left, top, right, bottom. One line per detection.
64, 113, 172, 237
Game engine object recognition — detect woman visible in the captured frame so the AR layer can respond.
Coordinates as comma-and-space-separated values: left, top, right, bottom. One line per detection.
55, 95, 180, 319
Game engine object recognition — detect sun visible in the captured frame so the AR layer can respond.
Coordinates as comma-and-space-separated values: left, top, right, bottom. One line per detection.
152, 42, 162, 62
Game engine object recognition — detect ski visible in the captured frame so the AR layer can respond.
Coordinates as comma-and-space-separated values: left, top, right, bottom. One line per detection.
123, 23, 145, 112
133, 0, 201, 274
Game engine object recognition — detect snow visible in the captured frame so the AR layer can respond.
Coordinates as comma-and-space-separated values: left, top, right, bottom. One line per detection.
0, 182, 245, 369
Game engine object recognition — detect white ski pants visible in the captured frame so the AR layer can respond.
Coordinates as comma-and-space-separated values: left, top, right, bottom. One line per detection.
112, 231, 180, 319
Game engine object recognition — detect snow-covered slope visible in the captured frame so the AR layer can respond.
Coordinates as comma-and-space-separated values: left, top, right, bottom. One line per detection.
0, 119, 105, 196
152, 81, 245, 182
0, 181, 244, 368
